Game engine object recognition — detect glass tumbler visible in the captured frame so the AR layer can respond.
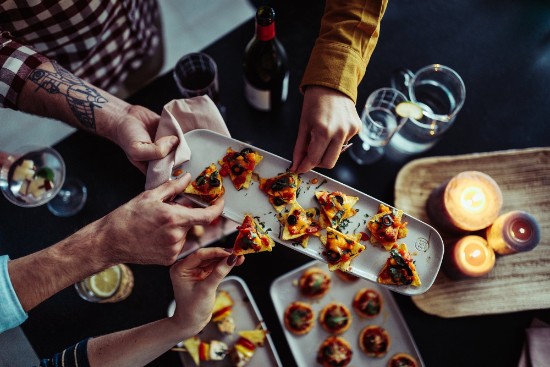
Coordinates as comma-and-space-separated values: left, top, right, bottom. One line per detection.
173, 52, 219, 104
349, 88, 408, 165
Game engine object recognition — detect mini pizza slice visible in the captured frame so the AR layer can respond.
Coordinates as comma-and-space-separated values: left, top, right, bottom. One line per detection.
230, 329, 267, 367
259, 172, 301, 212
212, 290, 235, 334
184, 163, 225, 204
316, 336, 353, 367
233, 215, 275, 255
320, 227, 365, 272
315, 191, 359, 229
367, 204, 408, 250
218, 147, 263, 191
358, 325, 390, 358
377, 243, 421, 287
277, 202, 321, 248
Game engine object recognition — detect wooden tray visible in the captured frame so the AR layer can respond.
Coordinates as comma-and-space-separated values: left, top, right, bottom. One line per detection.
394, 148, 550, 318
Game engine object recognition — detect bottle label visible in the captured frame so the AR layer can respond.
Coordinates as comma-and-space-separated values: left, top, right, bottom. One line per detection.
244, 79, 271, 111
257, 22, 275, 41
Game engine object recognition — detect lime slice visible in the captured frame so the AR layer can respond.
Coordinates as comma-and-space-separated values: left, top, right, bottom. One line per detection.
396, 102, 423, 120
89, 265, 121, 298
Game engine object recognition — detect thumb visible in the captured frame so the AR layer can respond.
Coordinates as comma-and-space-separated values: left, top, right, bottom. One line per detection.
129, 135, 179, 162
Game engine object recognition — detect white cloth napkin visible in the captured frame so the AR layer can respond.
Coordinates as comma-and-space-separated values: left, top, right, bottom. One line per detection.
145, 96, 230, 190
517, 318, 550, 367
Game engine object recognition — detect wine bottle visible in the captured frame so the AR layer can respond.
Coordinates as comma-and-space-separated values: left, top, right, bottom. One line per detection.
243, 6, 289, 111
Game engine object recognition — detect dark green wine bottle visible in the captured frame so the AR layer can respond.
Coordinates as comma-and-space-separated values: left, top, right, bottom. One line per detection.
243, 6, 289, 111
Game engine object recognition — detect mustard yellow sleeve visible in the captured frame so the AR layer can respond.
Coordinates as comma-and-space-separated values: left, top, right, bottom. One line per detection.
300, 0, 388, 103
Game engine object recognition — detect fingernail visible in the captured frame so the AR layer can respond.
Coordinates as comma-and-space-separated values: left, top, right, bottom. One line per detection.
224, 247, 233, 253
227, 254, 237, 265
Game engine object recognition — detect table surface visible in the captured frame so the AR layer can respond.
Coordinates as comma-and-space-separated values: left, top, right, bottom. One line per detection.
1, 1, 550, 366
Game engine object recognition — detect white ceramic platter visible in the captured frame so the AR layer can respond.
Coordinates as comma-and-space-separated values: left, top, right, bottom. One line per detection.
270, 261, 425, 367
179, 129, 444, 295
168, 276, 282, 367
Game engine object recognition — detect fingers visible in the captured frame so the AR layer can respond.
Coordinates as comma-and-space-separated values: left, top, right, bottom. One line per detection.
149, 173, 192, 200
127, 136, 179, 162
176, 198, 225, 226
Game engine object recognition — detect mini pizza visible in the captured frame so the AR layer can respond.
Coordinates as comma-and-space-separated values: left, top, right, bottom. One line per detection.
315, 191, 359, 228
316, 336, 353, 367
259, 172, 301, 212
212, 290, 235, 334
377, 243, 421, 287
298, 267, 331, 299
278, 202, 321, 248
218, 147, 263, 191
319, 302, 352, 335
229, 329, 267, 367
352, 288, 383, 318
358, 325, 390, 358
184, 163, 225, 203
387, 353, 419, 367
233, 215, 275, 255
320, 227, 365, 272
334, 269, 360, 283
283, 301, 315, 335
367, 204, 408, 250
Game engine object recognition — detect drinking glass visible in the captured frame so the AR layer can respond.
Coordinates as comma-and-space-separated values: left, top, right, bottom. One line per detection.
173, 52, 220, 103
0, 146, 87, 216
388, 64, 466, 155
349, 88, 408, 165
75, 264, 134, 303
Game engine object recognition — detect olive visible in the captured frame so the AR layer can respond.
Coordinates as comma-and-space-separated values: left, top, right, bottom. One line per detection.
334, 195, 344, 205
382, 214, 394, 226
240, 148, 253, 155
209, 177, 221, 187
273, 197, 286, 206
196, 175, 206, 186
325, 250, 341, 263
231, 164, 244, 175
287, 215, 297, 225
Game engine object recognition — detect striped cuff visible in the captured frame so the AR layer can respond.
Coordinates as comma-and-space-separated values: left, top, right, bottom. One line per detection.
39, 338, 91, 367
0, 255, 28, 333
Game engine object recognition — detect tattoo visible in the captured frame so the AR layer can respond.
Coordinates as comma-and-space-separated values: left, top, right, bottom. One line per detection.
28, 63, 107, 131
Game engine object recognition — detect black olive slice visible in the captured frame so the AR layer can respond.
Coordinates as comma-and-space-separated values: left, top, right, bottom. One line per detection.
382, 214, 394, 226
287, 214, 297, 225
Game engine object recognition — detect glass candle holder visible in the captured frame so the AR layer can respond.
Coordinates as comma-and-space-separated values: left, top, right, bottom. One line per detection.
486, 211, 540, 255
426, 171, 503, 233
443, 235, 496, 280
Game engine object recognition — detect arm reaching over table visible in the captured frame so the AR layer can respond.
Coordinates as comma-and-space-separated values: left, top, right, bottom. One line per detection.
3, 173, 224, 325
290, 0, 388, 173
40, 248, 244, 367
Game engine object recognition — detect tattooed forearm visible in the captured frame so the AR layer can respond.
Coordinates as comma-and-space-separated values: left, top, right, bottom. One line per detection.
27, 63, 107, 131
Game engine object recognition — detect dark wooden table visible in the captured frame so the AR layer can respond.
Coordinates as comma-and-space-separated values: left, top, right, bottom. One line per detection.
1, 1, 549, 366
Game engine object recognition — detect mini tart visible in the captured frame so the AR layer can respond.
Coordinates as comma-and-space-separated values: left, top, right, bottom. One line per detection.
359, 325, 390, 358
388, 353, 418, 367
283, 301, 315, 335
334, 269, 359, 283
319, 302, 352, 335
352, 288, 383, 318
298, 267, 331, 299
316, 336, 353, 367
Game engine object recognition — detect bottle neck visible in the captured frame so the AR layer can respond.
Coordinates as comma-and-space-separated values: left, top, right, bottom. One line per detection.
256, 22, 275, 41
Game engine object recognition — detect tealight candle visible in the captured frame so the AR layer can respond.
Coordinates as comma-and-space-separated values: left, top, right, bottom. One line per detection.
486, 211, 541, 255
427, 171, 503, 233
443, 235, 496, 279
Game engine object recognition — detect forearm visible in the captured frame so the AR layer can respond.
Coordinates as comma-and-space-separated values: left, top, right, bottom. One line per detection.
87, 318, 185, 367
7, 219, 111, 311
17, 61, 131, 144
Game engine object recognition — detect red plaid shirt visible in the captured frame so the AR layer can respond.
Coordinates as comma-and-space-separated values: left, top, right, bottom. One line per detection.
0, 0, 160, 109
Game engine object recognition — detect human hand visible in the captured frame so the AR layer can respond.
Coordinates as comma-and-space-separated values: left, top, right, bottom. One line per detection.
169, 247, 245, 338
114, 105, 179, 174
290, 86, 361, 173
95, 173, 224, 266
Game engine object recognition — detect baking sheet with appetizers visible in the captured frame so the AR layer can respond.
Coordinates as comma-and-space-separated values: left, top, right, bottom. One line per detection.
270, 261, 424, 367
168, 276, 282, 367
179, 129, 444, 295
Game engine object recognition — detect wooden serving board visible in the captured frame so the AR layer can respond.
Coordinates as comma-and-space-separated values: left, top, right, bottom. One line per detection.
394, 147, 550, 318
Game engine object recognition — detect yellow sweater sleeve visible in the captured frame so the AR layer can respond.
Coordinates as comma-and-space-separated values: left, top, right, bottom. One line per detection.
300, 0, 388, 103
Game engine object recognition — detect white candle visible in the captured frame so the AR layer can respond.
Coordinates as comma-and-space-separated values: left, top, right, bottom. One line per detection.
443, 235, 496, 279
486, 211, 541, 255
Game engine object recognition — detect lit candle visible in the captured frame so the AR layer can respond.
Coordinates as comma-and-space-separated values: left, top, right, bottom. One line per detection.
427, 171, 503, 233
443, 235, 496, 279
486, 211, 541, 255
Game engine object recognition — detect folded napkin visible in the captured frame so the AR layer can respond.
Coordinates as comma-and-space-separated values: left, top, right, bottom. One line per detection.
145, 96, 230, 190
517, 318, 550, 367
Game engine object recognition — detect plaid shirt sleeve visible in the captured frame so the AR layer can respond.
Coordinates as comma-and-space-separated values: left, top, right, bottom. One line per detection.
0, 31, 49, 109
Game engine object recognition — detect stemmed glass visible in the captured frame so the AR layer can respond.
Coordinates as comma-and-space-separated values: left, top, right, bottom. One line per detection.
0, 145, 87, 216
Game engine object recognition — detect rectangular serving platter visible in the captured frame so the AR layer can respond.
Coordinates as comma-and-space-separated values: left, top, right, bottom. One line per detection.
270, 260, 425, 367
179, 129, 444, 295
171, 276, 282, 367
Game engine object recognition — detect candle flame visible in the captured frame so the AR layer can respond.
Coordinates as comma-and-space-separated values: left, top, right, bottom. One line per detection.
469, 249, 482, 259
460, 187, 486, 211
